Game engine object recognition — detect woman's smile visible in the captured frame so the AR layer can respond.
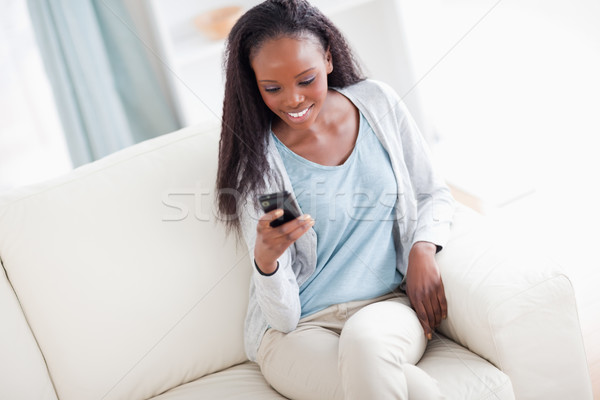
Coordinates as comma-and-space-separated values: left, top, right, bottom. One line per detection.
285, 104, 314, 123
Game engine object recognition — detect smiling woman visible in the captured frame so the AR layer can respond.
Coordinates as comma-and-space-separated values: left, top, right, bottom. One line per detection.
251, 36, 360, 167
215, 1, 455, 399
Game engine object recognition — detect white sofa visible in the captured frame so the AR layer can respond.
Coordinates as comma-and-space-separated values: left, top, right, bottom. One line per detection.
0, 122, 593, 400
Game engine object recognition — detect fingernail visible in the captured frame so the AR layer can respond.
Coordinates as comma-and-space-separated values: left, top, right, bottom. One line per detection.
300, 214, 311, 220
276, 209, 284, 217
427, 333, 432, 340
442, 314, 447, 319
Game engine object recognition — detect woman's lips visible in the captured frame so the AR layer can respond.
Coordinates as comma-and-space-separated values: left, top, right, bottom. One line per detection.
285, 104, 313, 123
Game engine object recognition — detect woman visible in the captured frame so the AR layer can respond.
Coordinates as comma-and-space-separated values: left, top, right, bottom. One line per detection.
216, 1, 455, 398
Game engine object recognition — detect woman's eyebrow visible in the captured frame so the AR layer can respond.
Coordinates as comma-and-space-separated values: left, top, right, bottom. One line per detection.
259, 67, 316, 83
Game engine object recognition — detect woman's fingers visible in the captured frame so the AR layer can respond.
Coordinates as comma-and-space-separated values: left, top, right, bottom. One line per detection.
422, 295, 436, 338
416, 281, 447, 340
257, 209, 284, 230
413, 301, 432, 340
438, 280, 448, 321
279, 215, 315, 242
431, 288, 442, 329
255, 211, 314, 264
406, 241, 447, 339
428, 280, 447, 330
270, 214, 314, 241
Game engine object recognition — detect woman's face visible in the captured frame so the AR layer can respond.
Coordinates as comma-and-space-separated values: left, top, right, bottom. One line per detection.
250, 35, 333, 132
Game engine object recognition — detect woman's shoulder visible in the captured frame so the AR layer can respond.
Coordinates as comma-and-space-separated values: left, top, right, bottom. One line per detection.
338, 79, 399, 101
334, 79, 407, 123
335, 79, 402, 115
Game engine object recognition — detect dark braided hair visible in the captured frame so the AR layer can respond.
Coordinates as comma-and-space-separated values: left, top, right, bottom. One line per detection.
216, 0, 365, 238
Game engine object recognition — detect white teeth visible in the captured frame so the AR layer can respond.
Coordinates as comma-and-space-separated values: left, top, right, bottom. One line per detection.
288, 107, 309, 118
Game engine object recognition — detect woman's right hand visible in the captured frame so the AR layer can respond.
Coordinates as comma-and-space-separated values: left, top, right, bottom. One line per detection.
254, 209, 315, 274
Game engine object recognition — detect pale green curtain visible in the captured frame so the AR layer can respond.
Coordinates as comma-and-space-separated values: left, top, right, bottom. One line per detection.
27, 0, 179, 167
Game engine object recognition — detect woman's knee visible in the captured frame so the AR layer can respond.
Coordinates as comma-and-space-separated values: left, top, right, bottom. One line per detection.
340, 299, 427, 364
339, 328, 400, 367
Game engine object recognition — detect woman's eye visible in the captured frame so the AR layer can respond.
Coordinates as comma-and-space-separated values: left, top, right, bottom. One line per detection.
299, 77, 315, 86
264, 87, 280, 93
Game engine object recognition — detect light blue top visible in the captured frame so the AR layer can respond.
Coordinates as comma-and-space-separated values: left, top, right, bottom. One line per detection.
272, 112, 403, 318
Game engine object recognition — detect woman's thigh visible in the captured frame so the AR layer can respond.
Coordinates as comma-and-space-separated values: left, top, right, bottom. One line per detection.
338, 296, 430, 399
255, 295, 392, 400
257, 324, 344, 400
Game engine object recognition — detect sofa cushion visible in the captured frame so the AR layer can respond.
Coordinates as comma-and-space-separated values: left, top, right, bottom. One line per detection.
151, 335, 513, 400
151, 362, 286, 399
0, 123, 254, 400
0, 260, 58, 400
420, 334, 514, 399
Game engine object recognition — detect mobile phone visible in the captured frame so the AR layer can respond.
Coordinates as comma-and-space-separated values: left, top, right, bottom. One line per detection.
258, 191, 302, 227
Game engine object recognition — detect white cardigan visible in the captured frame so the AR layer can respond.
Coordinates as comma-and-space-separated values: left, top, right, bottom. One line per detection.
238, 79, 456, 361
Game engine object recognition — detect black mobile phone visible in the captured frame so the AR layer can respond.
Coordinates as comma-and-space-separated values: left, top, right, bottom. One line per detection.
258, 191, 302, 227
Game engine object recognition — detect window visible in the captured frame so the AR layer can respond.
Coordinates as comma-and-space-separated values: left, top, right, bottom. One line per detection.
0, 0, 72, 194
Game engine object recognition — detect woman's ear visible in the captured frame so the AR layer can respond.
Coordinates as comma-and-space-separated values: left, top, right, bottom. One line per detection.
325, 48, 333, 74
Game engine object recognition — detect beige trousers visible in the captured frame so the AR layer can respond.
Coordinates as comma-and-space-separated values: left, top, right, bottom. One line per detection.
256, 292, 445, 400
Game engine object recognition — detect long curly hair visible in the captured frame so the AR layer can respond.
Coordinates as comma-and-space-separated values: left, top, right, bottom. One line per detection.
216, 0, 365, 238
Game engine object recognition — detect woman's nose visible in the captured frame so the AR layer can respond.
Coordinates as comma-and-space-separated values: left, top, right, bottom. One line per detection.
286, 90, 305, 107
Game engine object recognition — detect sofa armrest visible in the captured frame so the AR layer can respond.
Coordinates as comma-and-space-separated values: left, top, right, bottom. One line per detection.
436, 205, 593, 400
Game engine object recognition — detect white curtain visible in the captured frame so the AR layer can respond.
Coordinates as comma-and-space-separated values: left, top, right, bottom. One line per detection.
26, 0, 180, 167
0, 0, 71, 193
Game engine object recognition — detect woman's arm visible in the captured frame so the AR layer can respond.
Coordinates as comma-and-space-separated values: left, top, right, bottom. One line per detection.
389, 86, 455, 338
396, 103, 455, 252
239, 199, 313, 333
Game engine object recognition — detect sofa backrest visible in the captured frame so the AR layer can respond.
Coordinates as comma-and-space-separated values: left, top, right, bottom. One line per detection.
0, 123, 252, 400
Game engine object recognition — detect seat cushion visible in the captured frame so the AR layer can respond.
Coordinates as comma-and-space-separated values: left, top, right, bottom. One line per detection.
152, 335, 513, 399
151, 362, 285, 400
420, 334, 514, 399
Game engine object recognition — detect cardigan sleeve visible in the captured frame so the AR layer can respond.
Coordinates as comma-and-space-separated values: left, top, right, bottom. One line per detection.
372, 81, 455, 252
238, 194, 302, 333
396, 98, 455, 251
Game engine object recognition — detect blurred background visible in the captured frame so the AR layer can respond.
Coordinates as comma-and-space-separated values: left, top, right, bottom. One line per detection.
0, 0, 598, 394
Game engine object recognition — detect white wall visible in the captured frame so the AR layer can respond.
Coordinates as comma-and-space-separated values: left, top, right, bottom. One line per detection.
397, 0, 600, 280
398, 0, 600, 208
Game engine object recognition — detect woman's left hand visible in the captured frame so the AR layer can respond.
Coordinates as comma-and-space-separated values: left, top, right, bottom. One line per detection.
405, 241, 447, 340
